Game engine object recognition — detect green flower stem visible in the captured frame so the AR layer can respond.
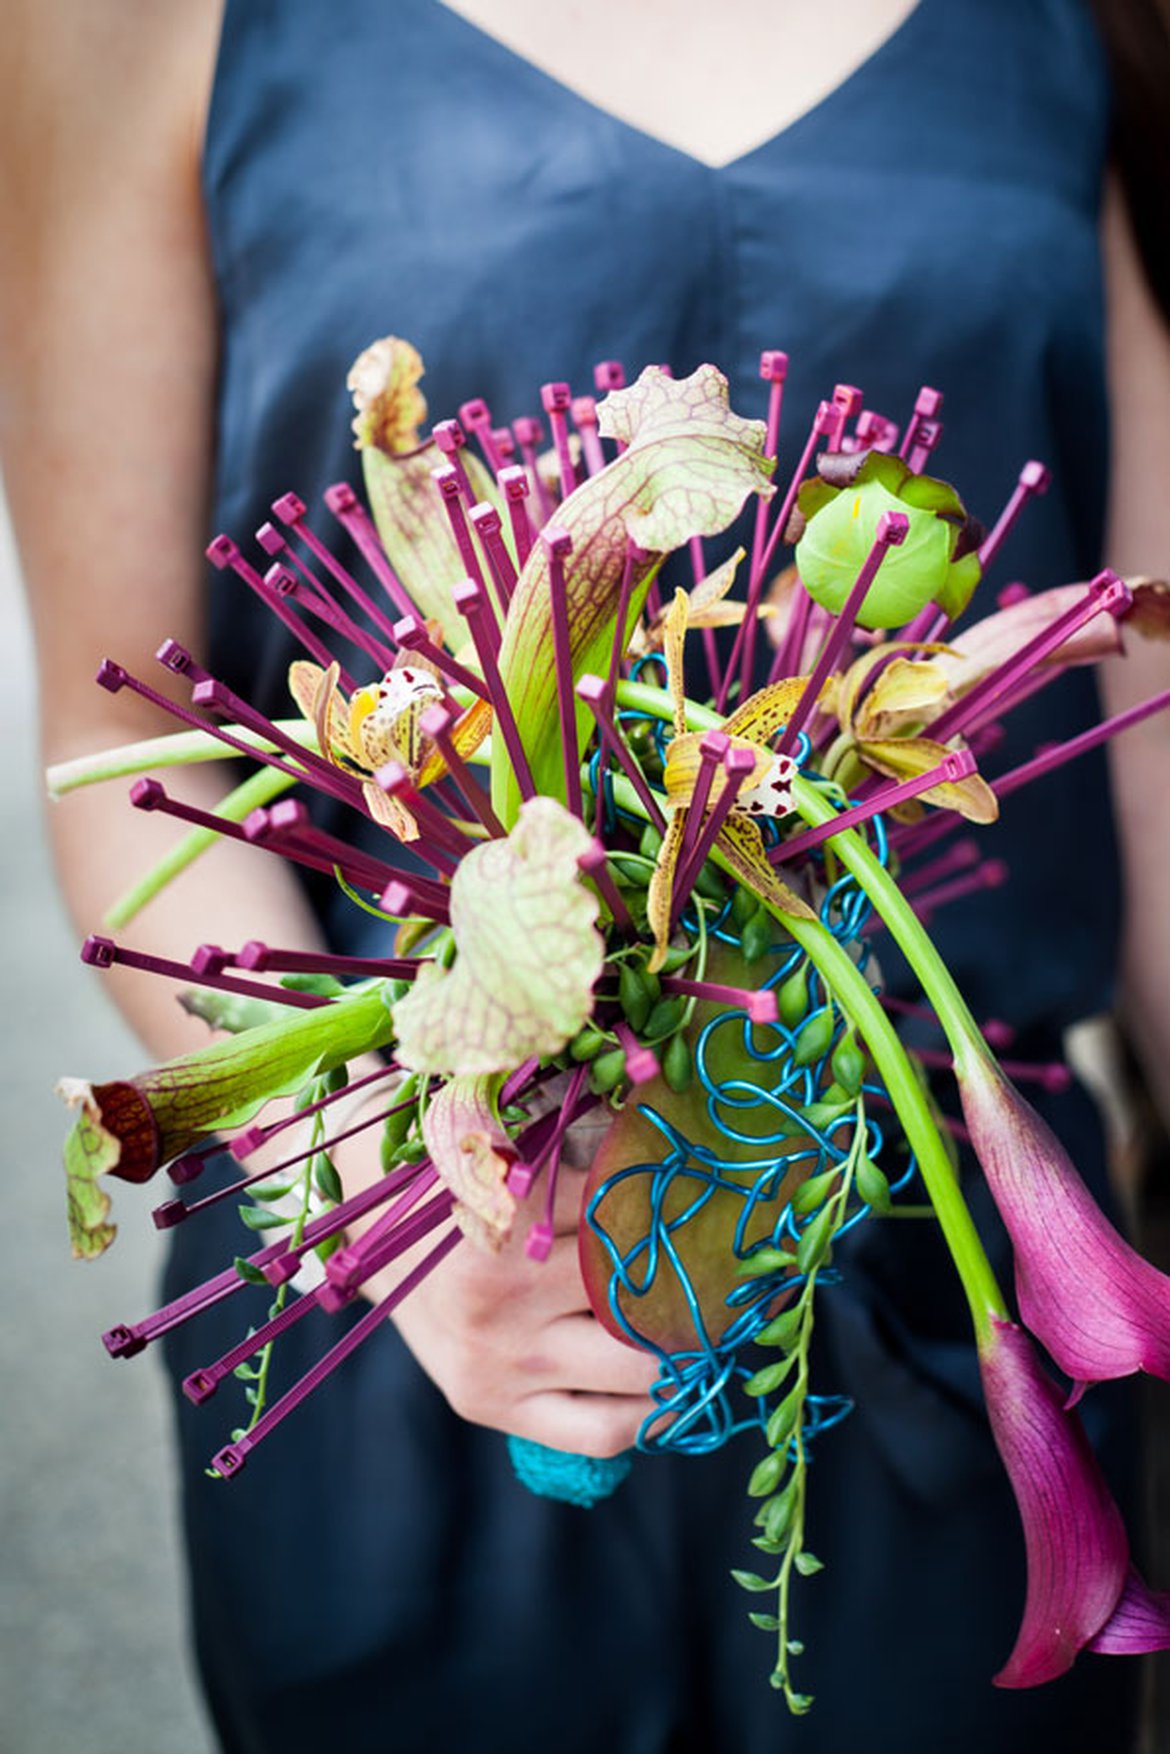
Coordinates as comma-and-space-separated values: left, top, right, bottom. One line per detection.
104, 764, 298, 929
785, 772, 991, 1079
613, 678, 1007, 1338
46, 719, 318, 797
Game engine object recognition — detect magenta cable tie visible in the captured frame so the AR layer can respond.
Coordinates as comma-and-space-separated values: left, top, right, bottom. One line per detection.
182, 1285, 320, 1406
322, 482, 418, 622
229, 1069, 405, 1161
593, 359, 626, 392
259, 558, 387, 678
661, 975, 778, 1027
178, 663, 362, 804
911, 859, 1009, 921
322, 1178, 448, 1306
511, 414, 552, 520
103, 1172, 421, 1358
261, 1163, 429, 1288
81, 933, 327, 1010
614, 1023, 659, 1086
898, 837, 980, 897
672, 730, 727, 897
271, 491, 402, 645
776, 512, 909, 756
235, 941, 424, 980
417, 702, 504, 837
392, 612, 490, 701
542, 526, 583, 818
749, 350, 790, 606
731, 401, 831, 704
577, 840, 635, 934
771, 749, 976, 867
209, 1227, 462, 1478
379, 875, 451, 925
570, 394, 606, 477
433, 464, 493, 626
541, 380, 578, 500
244, 801, 400, 891
928, 570, 1131, 744
432, 418, 476, 506
97, 658, 329, 800
374, 761, 473, 866
458, 398, 508, 477
979, 460, 1052, 571
907, 417, 944, 475
993, 686, 1170, 800
469, 501, 517, 614
576, 672, 667, 834
898, 386, 943, 460
453, 577, 536, 798
499, 465, 535, 567
499, 1058, 542, 1110
206, 533, 340, 674
672, 744, 755, 910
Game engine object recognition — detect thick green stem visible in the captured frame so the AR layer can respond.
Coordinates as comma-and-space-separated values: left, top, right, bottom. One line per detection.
613, 677, 1007, 1337
46, 719, 317, 797
104, 764, 298, 928
784, 774, 992, 1080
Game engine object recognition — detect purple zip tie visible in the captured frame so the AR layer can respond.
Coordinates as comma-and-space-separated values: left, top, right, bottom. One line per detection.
209, 1228, 461, 1477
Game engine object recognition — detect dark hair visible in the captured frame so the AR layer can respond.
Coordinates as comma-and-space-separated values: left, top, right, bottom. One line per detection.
1088, 0, 1170, 322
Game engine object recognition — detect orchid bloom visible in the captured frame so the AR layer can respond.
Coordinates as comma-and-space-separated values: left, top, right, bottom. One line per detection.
288, 656, 490, 842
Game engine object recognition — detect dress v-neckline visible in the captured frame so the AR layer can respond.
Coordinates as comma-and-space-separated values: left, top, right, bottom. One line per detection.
429, 0, 931, 171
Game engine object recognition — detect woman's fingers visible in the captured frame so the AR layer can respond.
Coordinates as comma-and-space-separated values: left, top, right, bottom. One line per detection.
509, 1389, 650, 1458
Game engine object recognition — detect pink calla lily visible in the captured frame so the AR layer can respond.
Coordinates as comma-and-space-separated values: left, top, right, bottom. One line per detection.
1087, 1566, 1170, 1655
958, 1052, 1170, 1391
978, 1318, 1128, 1687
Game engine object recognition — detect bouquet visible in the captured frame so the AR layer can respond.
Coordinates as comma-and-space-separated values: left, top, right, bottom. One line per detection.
54, 337, 1170, 1710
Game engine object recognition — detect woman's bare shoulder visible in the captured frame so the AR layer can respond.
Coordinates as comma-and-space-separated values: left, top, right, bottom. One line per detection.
1, 0, 223, 201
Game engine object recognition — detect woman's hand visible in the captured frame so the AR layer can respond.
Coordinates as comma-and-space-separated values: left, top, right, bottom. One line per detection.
331, 1100, 658, 1457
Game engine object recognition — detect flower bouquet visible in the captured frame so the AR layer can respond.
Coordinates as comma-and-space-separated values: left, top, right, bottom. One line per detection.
54, 338, 1170, 1709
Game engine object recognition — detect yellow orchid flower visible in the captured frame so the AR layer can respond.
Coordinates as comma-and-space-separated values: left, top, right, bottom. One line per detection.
289, 657, 492, 842
824, 642, 998, 824
646, 589, 815, 971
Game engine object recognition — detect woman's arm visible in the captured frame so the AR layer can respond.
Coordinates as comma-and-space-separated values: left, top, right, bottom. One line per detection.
1100, 176, 1170, 1127
0, 0, 653, 1454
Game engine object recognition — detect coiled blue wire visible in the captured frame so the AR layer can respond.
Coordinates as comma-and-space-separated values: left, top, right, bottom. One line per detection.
509, 758, 915, 1501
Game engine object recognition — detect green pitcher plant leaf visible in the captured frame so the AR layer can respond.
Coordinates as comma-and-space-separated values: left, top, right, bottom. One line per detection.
492, 364, 775, 822
58, 982, 395, 1258
391, 796, 604, 1075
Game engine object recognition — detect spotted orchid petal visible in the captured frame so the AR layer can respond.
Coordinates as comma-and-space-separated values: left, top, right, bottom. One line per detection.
959, 1053, 1170, 1389
391, 797, 603, 1075
493, 364, 774, 822
979, 1318, 1128, 1688
57, 985, 396, 1258
422, 1073, 517, 1252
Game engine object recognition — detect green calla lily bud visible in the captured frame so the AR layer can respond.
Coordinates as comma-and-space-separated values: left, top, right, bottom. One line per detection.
793, 453, 982, 631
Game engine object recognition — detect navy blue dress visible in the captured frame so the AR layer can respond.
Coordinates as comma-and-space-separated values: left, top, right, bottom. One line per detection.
162, 2, 1140, 1748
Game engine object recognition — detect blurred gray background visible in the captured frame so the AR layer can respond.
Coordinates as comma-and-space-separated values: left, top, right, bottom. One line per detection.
0, 487, 216, 1754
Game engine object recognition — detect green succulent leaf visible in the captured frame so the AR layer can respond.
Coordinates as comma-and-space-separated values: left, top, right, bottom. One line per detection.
392, 797, 603, 1075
